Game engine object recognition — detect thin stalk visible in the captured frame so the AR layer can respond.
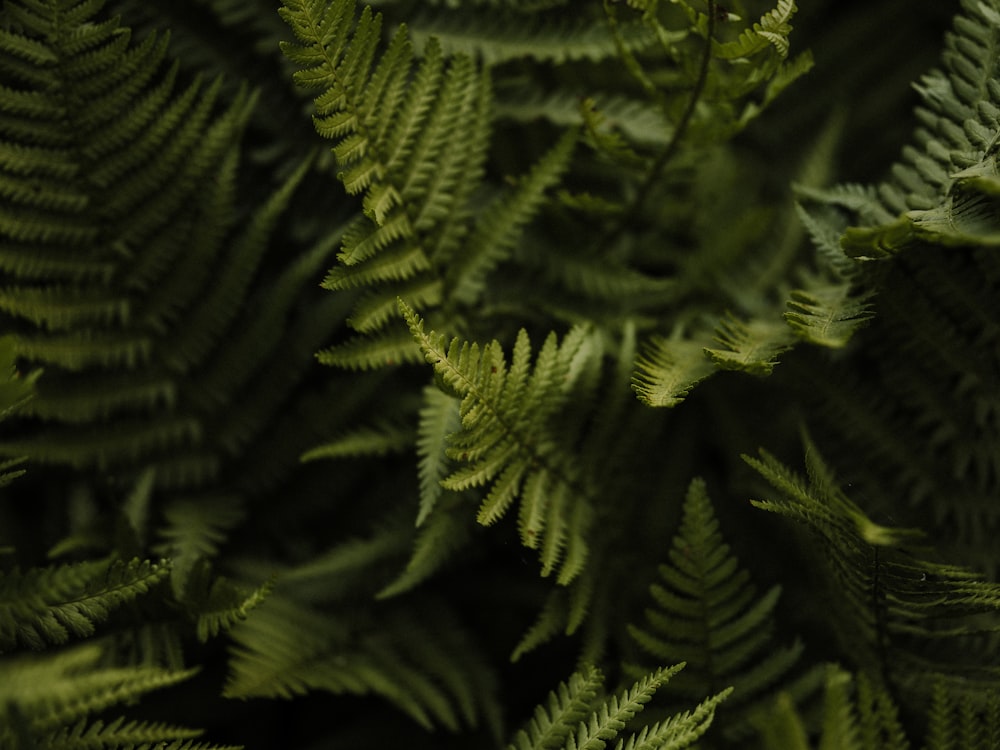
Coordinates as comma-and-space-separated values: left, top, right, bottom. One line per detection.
599, 1, 718, 248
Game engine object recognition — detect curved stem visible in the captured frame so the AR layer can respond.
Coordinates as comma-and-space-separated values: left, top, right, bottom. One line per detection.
599, 1, 718, 248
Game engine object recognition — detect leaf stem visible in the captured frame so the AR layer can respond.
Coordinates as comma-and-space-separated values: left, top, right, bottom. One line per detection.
600, 1, 718, 248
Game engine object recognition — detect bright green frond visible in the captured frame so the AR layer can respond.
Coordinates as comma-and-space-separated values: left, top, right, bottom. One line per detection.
632, 335, 717, 408
784, 281, 875, 349
713, 0, 797, 61
703, 313, 797, 376
401, 299, 597, 583
281, 0, 493, 343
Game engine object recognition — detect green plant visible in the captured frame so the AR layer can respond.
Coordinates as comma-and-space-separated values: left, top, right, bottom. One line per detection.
1, 0, 997, 747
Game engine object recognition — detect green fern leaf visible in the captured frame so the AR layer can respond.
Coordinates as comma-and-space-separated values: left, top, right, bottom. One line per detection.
154, 496, 244, 595
746, 436, 1000, 685
784, 282, 875, 349
0, 557, 170, 651
181, 561, 273, 644
301, 421, 413, 461
713, 0, 797, 60
627, 478, 816, 736
446, 126, 578, 307
281, 0, 492, 340
923, 677, 1000, 750
508, 666, 602, 749
632, 336, 717, 408
40, 716, 205, 750
0, 644, 199, 741
508, 663, 730, 750
415, 384, 462, 525
703, 313, 797, 375
407, 8, 657, 66
401, 299, 597, 583
377, 500, 474, 598
224, 593, 495, 732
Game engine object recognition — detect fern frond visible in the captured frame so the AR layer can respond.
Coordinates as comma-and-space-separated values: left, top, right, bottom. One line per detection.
761, 667, 1000, 750
224, 593, 496, 732
0, 644, 199, 741
632, 335, 717, 408
713, 0, 797, 60
300, 420, 413, 461
704, 313, 797, 375
878, 0, 1000, 214
377, 500, 474, 598
42, 716, 206, 749
627, 478, 817, 737
816, 0, 1000, 261
154, 496, 244, 595
508, 664, 602, 750
784, 281, 875, 349
508, 663, 730, 750
281, 0, 493, 340
0, 557, 169, 651
414, 384, 461, 525
446, 126, 578, 307
746, 437, 1000, 686
401, 299, 597, 583
612, 686, 732, 750
0, 0, 336, 501
316, 327, 424, 369
181, 562, 273, 643
924, 677, 1000, 750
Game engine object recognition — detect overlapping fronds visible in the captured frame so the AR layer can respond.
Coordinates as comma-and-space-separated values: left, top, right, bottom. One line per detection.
507, 665, 602, 750
632, 311, 799, 407
804, 0, 1000, 259
224, 591, 499, 733
606, 0, 811, 144
180, 561, 273, 643
757, 667, 909, 750
507, 663, 730, 750
746, 436, 1000, 690
401, 299, 600, 583
627, 478, 819, 737
0, 643, 236, 750
0, 0, 339, 494
280, 0, 493, 354
758, 667, 1000, 750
